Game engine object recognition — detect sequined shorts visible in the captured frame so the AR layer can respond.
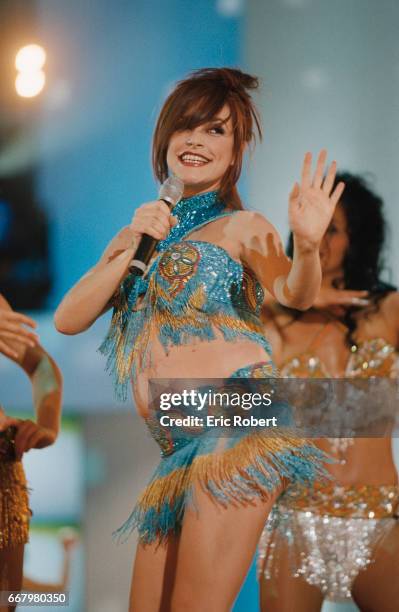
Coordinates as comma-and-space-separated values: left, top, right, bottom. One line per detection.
258, 482, 399, 602
114, 362, 330, 544
0, 460, 31, 549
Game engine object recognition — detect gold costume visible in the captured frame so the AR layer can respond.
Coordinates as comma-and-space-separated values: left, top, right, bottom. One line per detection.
0, 459, 31, 550
258, 335, 399, 601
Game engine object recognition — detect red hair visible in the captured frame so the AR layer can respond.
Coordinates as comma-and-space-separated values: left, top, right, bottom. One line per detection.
152, 67, 262, 209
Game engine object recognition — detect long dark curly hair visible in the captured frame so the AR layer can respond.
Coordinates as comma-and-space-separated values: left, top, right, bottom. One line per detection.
286, 172, 396, 346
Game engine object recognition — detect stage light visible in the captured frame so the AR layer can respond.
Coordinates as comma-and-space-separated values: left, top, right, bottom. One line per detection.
15, 44, 47, 98
15, 70, 46, 98
15, 44, 46, 71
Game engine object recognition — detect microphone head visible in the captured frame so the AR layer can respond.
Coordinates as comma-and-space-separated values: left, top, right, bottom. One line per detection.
158, 175, 184, 208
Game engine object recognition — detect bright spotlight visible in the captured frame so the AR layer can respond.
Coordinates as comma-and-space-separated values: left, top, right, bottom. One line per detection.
15, 44, 47, 98
15, 44, 46, 71
15, 70, 46, 98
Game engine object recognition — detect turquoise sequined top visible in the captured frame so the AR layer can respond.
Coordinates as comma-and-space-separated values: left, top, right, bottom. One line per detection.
100, 191, 272, 400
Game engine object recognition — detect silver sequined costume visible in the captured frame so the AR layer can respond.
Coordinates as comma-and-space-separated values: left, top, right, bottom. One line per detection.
258, 482, 398, 601
258, 336, 399, 601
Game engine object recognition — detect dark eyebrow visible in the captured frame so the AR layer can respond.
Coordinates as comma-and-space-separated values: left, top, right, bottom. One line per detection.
209, 114, 231, 125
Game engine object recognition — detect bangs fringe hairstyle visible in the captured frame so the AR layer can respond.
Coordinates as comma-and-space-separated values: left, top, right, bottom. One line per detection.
152, 67, 262, 209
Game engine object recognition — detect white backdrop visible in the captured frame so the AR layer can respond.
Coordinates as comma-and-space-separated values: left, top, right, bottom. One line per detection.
246, 0, 399, 285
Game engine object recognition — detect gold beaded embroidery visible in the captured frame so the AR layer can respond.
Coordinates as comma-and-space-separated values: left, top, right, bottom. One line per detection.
158, 243, 200, 297
281, 481, 399, 519
0, 460, 31, 549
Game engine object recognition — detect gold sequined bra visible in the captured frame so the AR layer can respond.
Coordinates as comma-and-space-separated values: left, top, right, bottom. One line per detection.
281, 337, 397, 379
279, 481, 399, 519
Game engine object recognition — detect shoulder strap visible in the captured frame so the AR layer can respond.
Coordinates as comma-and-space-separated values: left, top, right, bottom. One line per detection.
181, 210, 238, 241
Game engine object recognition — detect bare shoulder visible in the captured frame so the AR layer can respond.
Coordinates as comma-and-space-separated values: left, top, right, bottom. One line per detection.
229, 210, 274, 232
225, 210, 278, 247
380, 291, 399, 319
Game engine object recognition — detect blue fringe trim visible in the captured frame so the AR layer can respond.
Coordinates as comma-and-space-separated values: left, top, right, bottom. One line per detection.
113, 433, 332, 545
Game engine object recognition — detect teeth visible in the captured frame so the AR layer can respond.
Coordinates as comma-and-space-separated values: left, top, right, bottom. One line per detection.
181, 154, 209, 164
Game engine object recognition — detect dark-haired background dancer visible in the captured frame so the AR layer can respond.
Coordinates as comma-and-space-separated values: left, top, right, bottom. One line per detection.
258, 173, 399, 612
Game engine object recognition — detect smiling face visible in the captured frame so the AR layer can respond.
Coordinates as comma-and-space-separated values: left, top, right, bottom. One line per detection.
320, 203, 349, 278
166, 104, 235, 198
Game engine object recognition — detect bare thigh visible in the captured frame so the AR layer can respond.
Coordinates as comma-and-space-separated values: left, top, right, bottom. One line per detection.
170, 482, 283, 612
0, 544, 25, 612
352, 521, 399, 612
259, 540, 323, 612
129, 535, 180, 612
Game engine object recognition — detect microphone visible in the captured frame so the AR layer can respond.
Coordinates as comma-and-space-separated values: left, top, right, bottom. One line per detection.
129, 176, 184, 276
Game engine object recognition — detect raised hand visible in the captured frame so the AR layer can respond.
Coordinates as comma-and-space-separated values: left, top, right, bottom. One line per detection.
1, 416, 56, 460
289, 150, 345, 251
0, 309, 39, 359
314, 286, 370, 310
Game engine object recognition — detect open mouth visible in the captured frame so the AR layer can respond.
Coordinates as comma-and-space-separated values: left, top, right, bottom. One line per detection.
178, 151, 211, 167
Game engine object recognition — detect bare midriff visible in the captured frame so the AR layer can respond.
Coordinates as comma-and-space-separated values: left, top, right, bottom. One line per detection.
316, 437, 398, 485
273, 310, 399, 487
132, 329, 273, 418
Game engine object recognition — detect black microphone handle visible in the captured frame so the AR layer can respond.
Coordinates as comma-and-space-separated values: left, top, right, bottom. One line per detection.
134, 234, 159, 265
129, 198, 173, 276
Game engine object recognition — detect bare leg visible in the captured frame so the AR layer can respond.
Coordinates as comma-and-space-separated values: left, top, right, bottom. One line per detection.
129, 535, 180, 612
352, 522, 399, 612
0, 544, 25, 612
170, 483, 283, 612
258, 540, 324, 612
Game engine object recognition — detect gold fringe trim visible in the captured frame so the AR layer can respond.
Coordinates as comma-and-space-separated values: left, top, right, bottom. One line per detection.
0, 461, 31, 550
136, 433, 317, 514
111, 273, 265, 385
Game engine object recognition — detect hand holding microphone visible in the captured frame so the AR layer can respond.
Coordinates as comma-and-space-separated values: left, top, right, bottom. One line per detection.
128, 176, 184, 275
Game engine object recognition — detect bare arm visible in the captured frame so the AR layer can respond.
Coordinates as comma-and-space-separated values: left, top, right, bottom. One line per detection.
0, 296, 62, 458
54, 201, 177, 335
53, 227, 138, 335
240, 151, 345, 310
239, 211, 321, 310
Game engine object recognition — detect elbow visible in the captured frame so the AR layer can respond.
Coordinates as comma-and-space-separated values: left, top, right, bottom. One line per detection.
282, 294, 314, 311
53, 310, 70, 334
277, 281, 315, 311
293, 300, 313, 312
286, 297, 314, 311
54, 309, 84, 335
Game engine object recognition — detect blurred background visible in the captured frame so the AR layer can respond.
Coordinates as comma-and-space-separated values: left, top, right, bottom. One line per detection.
1, 0, 399, 610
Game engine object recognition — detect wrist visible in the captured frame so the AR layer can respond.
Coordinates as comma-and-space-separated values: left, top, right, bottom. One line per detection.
293, 234, 320, 255
37, 422, 59, 438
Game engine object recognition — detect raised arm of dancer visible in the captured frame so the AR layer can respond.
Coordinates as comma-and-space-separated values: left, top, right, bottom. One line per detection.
0, 295, 63, 459
240, 150, 345, 310
54, 202, 177, 334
